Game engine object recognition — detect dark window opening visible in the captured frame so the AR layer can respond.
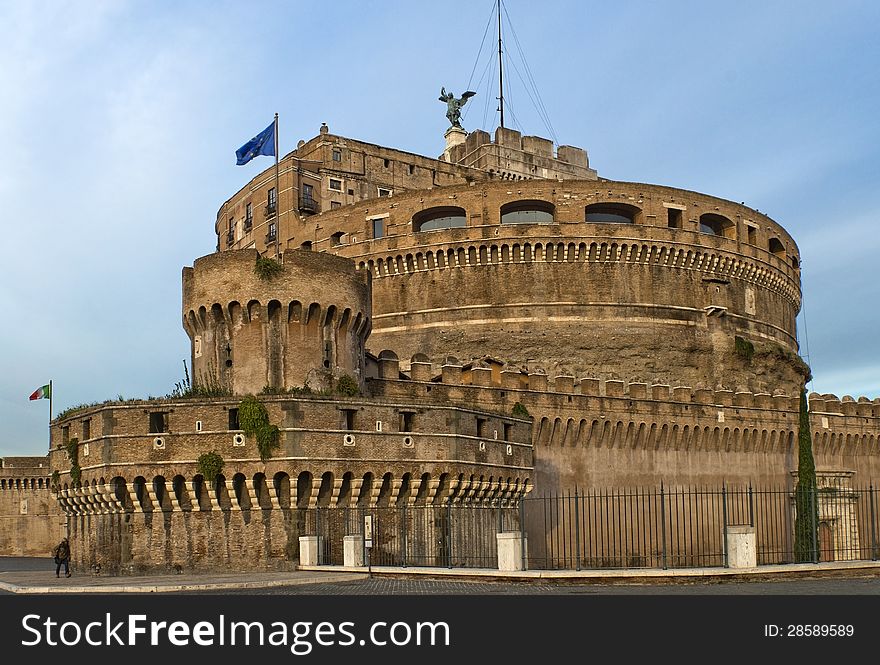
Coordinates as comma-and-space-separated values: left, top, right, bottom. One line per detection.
699, 213, 734, 238
331, 201, 341, 209
383, 158, 390, 168
332, 149, 341, 162
378, 187, 392, 197
300, 240, 313, 251
408, 164, 415, 175
476, 417, 487, 438
323, 340, 333, 368
331, 231, 344, 246
267, 187, 277, 214
228, 408, 240, 431
503, 423, 513, 440
149, 412, 167, 434
586, 202, 639, 224
399, 411, 415, 432
747, 225, 757, 245
266, 222, 277, 242
768, 237, 786, 258
82, 419, 91, 440
329, 178, 342, 191
347, 188, 354, 196
791, 255, 800, 269
372, 218, 385, 239
667, 208, 682, 228
501, 199, 554, 224
412, 206, 467, 232
244, 203, 253, 231
342, 409, 357, 431
61, 426, 69, 445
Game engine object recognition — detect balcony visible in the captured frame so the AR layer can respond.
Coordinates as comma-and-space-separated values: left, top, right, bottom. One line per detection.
264, 202, 277, 218
266, 224, 277, 243
299, 196, 319, 214
244, 218, 253, 233
226, 232, 234, 246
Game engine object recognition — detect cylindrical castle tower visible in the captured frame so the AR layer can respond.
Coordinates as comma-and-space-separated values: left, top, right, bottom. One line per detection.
183, 249, 371, 394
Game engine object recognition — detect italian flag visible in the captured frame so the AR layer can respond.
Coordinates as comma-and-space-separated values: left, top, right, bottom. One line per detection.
29, 384, 51, 401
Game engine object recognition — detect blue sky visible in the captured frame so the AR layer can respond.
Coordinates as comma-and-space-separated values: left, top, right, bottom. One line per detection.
1, 0, 878, 456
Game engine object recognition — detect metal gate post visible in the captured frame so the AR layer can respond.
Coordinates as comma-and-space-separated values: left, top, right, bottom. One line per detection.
574, 487, 581, 571
401, 503, 408, 568
722, 484, 729, 568
446, 499, 453, 569
870, 484, 877, 561
660, 482, 667, 570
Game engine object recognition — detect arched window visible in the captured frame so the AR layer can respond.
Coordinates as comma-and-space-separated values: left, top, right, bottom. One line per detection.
585, 202, 639, 224
768, 237, 786, 258
412, 206, 467, 232
699, 213, 735, 239
500, 200, 554, 225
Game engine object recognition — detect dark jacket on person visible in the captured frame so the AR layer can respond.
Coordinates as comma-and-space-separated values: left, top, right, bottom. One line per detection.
53, 541, 70, 561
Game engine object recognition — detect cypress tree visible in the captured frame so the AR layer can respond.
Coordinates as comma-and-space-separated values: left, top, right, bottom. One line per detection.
793, 387, 818, 562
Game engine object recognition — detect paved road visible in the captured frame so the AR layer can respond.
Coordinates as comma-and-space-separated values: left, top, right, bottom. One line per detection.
3, 557, 879, 594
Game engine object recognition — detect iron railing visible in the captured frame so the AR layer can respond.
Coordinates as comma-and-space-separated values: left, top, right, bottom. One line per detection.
296, 480, 879, 571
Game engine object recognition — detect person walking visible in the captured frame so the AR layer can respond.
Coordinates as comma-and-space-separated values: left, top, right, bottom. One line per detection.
53, 537, 71, 578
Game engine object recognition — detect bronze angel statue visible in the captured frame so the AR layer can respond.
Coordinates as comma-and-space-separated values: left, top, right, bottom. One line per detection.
439, 87, 476, 129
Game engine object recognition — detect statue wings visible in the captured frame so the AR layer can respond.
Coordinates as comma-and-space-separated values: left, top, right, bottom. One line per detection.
460, 91, 477, 104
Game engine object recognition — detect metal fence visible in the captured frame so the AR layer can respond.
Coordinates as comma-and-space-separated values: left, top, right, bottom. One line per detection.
302, 481, 880, 571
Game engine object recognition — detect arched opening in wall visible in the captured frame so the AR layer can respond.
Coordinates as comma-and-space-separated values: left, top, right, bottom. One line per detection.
296, 472, 313, 508
273, 472, 291, 509
247, 299, 261, 323
288, 300, 302, 324
252, 473, 271, 509
300, 241, 313, 251
322, 305, 337, 369
214, 474, 231, 510
111, 476, 130, 510
338, 472, 353, 506
500, 200, 554, 225
377, 473, 393, 507
153, 476, 172, 511
791, 255, 800, 270
133, 476, 149, 511
435, 473, 449, 505
172, 475, 191, 511
699, 213, 735, 239
585, 202, 640, 224
358, 473, 374, 507
412, 206, 467, 232
232, 473, 250, 510
768, 237, 786, 258
317, 472, 334, 507
191, 475, 208, 510
398, 473, 412, 506
417, 472, 431, 504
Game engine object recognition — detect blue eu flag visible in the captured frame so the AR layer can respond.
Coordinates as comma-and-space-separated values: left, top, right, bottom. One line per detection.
235, 121, 276, 165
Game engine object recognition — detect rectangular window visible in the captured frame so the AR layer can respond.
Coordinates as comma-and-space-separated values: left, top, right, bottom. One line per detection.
399, 411, 414, 432
342, 409, 357, 431
476, 417, 487, 438
267, 222, 277, 241
302, 183, 313, 199
228, 408, 240, 431
82, 418, 91, 440
227, 218, 235, 245
329, 178, 342, 191
747, 225, 757, 245
61, 426, 69, 445
268, 187, 277, 207
331, 201, 341, 209
667, 208, 682, 229
378, 187, 392, 197
503, 423, 513, 441
332, 149, 342, 162
245, 203, 253, 230
149, 412, 166, 434
331, 231, 344, 246
372, 218, 384, 239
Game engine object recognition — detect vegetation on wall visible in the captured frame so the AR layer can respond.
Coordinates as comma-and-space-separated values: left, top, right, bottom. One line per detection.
753, 342, 812, 381
794, 388, 819, 563
170, 360, 231, 398
254, 256, 284, 281
734, 336, 754, 362
196, 451, 224, 482
334, 374, 360, 397
65, 437, 81, 487
50, 470, 60, 492
512, 402, 530, 418
239, 395, 280, 462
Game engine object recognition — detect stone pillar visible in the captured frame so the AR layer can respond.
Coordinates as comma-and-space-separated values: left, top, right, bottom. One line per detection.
726, 526, 756, 568
496, 532, 528, 571
299, 536, 322, 566
443, 126, 467, 162
343, 534, 365, 567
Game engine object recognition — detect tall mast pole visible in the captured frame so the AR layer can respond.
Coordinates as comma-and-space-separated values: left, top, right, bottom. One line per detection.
274, 112, 280, 260
498, 0, 504, 128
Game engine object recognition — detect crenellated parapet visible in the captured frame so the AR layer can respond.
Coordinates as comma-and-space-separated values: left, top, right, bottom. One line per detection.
183, 249, 371, 394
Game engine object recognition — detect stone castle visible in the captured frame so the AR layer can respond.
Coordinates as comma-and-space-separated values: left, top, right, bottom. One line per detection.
2, 121, 878, 571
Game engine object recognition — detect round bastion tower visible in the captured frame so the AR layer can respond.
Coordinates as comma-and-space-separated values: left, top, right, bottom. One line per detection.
183, 249, 371, 394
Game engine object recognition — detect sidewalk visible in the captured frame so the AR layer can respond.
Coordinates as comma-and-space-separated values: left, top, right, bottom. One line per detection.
0, 569, 366, 594
2, 560, 878, 594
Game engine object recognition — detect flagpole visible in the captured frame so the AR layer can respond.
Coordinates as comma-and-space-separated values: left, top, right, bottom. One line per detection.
274, 112, 280, 260
48, 379, 53, 449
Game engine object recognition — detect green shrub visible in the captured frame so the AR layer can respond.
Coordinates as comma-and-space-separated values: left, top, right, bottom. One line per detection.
239, 395, 280, 461
512, 402, 530, 418
734, 336, 754, 361
335, 374, 360, 397
197, 451, 224, 481
254, 256, 284, 281
65, 437, 81, 486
